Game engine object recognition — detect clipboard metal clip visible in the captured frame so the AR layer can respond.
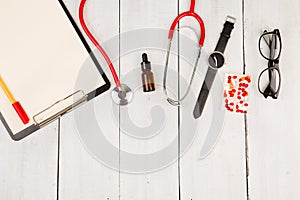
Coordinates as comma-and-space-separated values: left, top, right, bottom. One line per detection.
33, 90, 87, 128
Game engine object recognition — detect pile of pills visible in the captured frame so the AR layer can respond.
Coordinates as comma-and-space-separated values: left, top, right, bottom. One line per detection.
224, 74, 251, 113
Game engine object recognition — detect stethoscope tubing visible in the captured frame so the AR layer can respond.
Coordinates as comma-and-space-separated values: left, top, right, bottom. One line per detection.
163, 0, 205, 106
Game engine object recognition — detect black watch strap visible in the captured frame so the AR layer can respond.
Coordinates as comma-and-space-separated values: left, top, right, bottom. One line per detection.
193, 67, 217, 118
193, 16, 235, 119
215, 16, 235, 53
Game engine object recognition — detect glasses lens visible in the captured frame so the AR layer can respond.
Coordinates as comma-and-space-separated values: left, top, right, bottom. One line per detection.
259, 32, 281, 60
258, 67, 281, 96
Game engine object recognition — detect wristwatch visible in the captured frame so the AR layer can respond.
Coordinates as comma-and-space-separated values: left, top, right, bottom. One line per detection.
193, 16, 236, 119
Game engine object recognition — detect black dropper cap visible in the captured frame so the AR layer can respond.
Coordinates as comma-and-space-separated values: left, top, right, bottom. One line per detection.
141, 53, 151, 71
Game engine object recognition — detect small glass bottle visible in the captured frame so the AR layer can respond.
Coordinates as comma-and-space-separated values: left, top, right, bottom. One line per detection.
141, 53, 155, 92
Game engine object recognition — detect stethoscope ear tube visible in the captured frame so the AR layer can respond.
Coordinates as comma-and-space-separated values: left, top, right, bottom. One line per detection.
168, 0, 205, 47
163, 40, 202, 106
163, 0, 206, 106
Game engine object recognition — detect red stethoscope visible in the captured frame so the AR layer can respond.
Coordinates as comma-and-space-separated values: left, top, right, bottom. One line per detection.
163, 0, 205, 106
79, 0, 205, 106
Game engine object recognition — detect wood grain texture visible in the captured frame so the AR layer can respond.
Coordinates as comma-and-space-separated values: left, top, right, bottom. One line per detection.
59, 108, 119, 200
119, 0, 179, 199
245, 0, 300, 199
0, 122, 58, 200
179, 0, 246, 199
2, 0, 300, 199
58, 0, 120, 199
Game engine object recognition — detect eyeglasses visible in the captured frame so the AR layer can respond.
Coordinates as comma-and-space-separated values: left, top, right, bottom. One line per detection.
258, 29, 282, 99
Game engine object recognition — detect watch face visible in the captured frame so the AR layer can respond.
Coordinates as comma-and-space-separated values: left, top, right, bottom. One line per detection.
208, 52, 225, 69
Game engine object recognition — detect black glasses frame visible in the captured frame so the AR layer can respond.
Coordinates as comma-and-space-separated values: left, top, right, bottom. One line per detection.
258, 29, 282, 99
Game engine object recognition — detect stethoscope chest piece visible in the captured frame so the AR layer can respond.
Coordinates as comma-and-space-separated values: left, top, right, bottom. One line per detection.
111, 84, 134, 106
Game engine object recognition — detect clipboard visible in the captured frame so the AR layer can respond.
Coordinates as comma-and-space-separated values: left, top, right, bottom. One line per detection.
0, 0, 110, 140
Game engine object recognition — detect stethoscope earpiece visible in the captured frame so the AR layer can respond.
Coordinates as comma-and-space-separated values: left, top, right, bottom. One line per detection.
163, 0, 206, 106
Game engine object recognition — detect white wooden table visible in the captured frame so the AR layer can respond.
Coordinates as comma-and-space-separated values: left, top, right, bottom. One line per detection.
0, 0, 299, 199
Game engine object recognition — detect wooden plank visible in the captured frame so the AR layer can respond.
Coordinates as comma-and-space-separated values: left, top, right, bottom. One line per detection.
245, 0, 300, 199
0, 121, 58, 199
119, 0, 179, 199
58, 0, 120, 199
179, 0, 247, 199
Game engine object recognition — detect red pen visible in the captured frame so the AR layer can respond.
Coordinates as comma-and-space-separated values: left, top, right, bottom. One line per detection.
0, 76, 29, 124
